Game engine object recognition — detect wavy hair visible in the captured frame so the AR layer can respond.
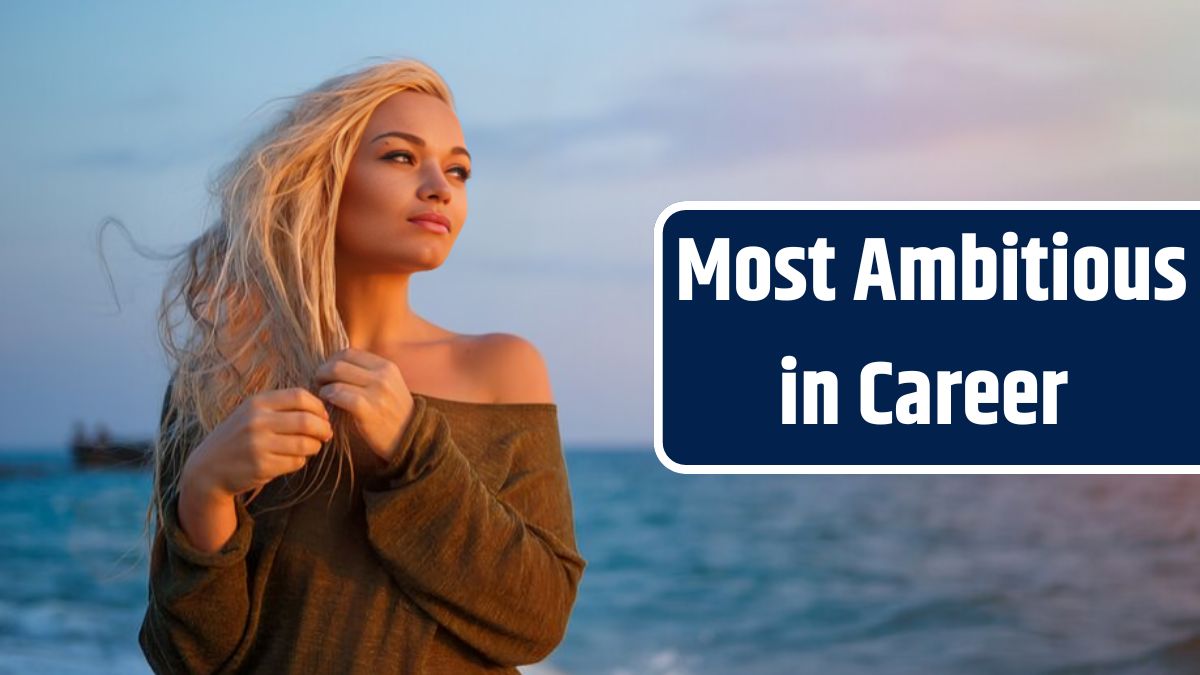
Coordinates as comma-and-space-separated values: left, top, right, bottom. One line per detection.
146, 58, 455, 539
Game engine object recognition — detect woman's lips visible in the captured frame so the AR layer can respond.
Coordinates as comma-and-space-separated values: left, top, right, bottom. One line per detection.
410, 218, 450, 234
408, 214, 450, 234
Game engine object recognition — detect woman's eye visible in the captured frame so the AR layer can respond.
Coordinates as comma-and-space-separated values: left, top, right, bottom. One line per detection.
383, 151, 414, 164
383, 152, 469, 181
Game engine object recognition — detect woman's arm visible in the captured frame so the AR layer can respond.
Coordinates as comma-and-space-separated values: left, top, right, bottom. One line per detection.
139, 377, 255, 675
177, 465, 240, 554
360, 395, 587, 668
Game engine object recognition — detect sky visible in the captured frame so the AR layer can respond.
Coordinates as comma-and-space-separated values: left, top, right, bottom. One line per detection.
1, 1, 1197, 448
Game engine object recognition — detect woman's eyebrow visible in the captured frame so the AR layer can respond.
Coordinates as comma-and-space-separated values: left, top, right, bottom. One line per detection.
370, 130, 470, 160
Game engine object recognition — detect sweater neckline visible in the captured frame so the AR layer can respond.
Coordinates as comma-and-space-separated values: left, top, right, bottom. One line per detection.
414, 392, 558, 410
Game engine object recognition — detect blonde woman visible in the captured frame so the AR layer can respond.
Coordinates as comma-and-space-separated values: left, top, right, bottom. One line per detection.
139, 59, 586, 674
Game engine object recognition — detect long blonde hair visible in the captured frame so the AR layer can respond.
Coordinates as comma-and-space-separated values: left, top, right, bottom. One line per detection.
148, 58, 455, 536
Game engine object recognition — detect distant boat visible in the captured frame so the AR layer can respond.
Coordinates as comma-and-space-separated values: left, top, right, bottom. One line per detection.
70, 421, 152, 469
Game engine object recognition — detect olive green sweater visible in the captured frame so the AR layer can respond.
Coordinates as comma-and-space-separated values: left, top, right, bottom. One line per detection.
139, 387, 587, 674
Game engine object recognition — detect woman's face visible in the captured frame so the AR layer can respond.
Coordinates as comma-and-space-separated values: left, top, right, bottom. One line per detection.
335, 90, 471, 273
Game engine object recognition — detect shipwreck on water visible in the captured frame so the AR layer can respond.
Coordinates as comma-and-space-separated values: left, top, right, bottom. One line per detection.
71, 421, 152, 469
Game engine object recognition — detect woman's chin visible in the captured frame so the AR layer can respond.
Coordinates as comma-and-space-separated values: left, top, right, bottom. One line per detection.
339, 246, 451, 274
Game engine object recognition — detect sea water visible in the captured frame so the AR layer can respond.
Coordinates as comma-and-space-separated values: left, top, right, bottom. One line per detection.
4, 450, 1200, 674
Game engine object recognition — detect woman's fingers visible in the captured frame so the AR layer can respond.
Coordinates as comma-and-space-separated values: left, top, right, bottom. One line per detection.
313, 358, 374, 388
259, 449, 314, 479
257, 387, 329, 419
318, 382, 369, 416
270, 433, 326, 457
268, 410, 333, 442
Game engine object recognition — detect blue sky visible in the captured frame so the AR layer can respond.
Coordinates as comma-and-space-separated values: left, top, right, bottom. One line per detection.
1, 1, 1197, 448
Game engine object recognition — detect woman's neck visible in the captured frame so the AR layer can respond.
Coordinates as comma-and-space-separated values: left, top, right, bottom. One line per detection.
335, 269, 424, 349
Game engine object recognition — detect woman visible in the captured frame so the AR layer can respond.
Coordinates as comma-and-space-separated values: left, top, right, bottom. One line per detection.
139, 58, 587, 674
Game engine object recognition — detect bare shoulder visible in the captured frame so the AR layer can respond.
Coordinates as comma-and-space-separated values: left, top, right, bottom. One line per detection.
466, 333, 555, 404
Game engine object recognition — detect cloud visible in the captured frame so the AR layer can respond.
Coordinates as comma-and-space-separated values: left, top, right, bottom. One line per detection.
462, 0, 1199, 199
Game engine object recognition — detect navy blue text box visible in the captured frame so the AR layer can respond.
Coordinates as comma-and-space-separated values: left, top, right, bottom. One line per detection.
654, 203, 1197, 470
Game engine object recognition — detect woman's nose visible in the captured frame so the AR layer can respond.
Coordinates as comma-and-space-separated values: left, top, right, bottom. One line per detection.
417, 165, 451, 203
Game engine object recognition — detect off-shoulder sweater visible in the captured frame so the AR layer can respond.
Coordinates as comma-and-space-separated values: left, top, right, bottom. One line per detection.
138, 385, 587, 674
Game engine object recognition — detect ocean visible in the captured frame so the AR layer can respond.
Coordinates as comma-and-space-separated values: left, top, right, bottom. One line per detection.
4, 450, 1200, 674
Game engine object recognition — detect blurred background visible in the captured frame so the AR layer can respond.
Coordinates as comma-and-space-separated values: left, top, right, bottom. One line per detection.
2, 1, 1198, 673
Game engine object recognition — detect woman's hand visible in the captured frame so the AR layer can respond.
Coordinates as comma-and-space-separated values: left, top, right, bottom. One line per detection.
314, 348, 416, 464
181, 388, 333, 501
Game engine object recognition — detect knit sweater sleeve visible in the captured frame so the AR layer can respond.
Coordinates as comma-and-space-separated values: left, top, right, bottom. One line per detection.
360, 395, 588, 668
138, 376, 255, 675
